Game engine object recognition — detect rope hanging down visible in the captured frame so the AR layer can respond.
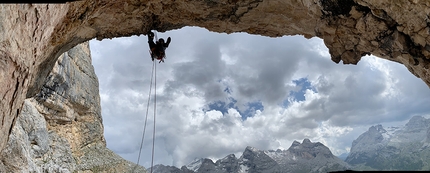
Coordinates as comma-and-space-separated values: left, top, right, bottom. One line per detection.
134, 58, 158, 173
151, 59, 157, 173
133, 29, 171, 172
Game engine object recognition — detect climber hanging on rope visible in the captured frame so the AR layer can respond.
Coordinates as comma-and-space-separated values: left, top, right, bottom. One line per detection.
147, 31, 171, 63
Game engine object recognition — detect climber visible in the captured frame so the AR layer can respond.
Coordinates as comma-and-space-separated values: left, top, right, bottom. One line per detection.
147, 31, 171, 63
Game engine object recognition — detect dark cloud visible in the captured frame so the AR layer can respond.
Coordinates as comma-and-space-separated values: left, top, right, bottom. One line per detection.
224, 36, 303, 106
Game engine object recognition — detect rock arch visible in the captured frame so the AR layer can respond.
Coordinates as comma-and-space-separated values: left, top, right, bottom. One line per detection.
0, 0, 429, 158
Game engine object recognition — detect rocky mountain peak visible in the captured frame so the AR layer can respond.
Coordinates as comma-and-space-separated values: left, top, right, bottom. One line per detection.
153, 115, 430, 172
350, 125, 385, 149
346, 125, 386, 165
154, 140, 349, 173
216, 154, 237, 164
287, 139, 333, 160
244, 146, 259, 153
217, 153, 237, 162
346, 116, 430, 170
303, 138, 311, 143
372, 124, 386, 133
290, 140, 301, 148
185, 158, 204, 172
405, 116, 429, 132
196, 159, 217, 172
150, 164, 183, 173
240, 146, 280, 173
215, 154, 239, 173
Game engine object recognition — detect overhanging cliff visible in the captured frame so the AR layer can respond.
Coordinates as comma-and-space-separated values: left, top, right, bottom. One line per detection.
0, 0, 429, 169
0, 42, 146, 172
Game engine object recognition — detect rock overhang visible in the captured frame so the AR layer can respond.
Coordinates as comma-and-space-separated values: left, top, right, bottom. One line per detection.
0, 0, 429, 160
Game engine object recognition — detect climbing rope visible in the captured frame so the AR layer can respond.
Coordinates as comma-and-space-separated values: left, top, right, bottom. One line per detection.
133, 51, 158, 173
151, 58, 157, 173
150, 30, 158, 173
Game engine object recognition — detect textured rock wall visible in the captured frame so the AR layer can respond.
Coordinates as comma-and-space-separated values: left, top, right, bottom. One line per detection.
0, 42, 146, 172
0, 0, 429, 167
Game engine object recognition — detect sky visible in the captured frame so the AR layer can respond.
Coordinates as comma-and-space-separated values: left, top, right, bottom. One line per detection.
89, 26, 430, 168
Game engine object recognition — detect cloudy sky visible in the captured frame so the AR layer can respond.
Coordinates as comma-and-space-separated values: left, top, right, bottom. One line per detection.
89, 26, 430, 168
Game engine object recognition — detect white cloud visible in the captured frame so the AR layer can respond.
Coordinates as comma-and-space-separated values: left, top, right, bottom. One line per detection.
89, 26, 430, 168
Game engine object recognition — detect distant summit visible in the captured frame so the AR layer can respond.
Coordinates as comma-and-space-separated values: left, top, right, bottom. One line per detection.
346, 116, 430, 170
150, 139, 349, 173
150, 116, 430, 172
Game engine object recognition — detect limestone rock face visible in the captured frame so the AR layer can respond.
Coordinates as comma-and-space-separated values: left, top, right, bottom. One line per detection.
0, 0, 430, 168
0, 43, 146, 172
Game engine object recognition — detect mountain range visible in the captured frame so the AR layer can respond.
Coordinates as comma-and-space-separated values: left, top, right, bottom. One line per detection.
150, 116, 430, 172
150, 139, 349, 173
346, 115, 430, 170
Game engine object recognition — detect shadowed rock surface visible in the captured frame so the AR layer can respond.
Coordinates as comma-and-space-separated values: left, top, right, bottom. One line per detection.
0, 42, 146, 172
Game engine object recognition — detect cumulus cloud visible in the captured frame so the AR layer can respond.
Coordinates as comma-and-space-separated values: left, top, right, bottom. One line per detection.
89, 26, 430, 168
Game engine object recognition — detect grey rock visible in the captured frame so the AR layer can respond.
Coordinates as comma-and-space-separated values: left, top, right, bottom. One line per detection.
346, 116, 430, 170
150, 164, 184, 173
1, 42, 146, 173
277, 139, 350, 173
181, 166, 195, 173
240, 146, 281, 173
1, 99, 76, 173
152, 140, 349, 173
215, 154, 239, 172
345, 125, 387, 165
196, 159, 218, 173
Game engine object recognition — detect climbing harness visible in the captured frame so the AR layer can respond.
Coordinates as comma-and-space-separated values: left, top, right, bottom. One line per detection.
133, 48, 158, 173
